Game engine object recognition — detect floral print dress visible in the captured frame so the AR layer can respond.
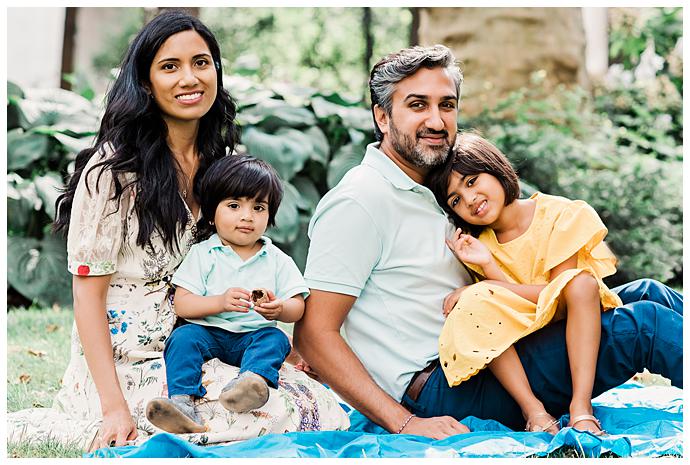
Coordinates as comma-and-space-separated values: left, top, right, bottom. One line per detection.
7, 151, 349, 450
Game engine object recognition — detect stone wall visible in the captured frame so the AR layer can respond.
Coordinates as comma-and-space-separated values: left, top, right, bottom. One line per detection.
418, 7, 589, 116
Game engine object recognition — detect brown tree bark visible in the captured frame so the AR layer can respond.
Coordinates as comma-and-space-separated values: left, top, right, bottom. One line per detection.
60, 7, 78, 90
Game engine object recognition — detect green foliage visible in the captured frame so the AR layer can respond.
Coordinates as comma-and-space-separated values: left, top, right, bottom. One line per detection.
202, 7, 412, 99
609, 8, 682, 70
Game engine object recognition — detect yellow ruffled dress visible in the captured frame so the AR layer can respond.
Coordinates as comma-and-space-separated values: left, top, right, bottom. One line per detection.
439, 192, 623, 387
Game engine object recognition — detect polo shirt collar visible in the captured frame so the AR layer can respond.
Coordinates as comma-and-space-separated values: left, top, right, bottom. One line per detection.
207, 233, 271, 261
361, 143, 418, 191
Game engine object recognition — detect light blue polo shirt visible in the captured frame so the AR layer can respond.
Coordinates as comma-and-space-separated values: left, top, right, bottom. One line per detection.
172, 234, 309, 333
305, 143, 472, 401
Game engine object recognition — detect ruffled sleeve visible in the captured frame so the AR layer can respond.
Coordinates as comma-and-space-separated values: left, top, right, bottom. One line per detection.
67, 150, 128, 276
543, 198, 617, 278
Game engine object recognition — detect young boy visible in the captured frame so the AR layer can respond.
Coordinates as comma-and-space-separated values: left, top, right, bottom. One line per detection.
146, 154, 308, 434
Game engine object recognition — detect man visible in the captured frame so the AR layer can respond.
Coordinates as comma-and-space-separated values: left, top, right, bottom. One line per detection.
294, 45, 682, 439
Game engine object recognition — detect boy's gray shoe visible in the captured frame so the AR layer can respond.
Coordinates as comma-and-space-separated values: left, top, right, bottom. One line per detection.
219, 371, 269, 413
146, 394, 207, 434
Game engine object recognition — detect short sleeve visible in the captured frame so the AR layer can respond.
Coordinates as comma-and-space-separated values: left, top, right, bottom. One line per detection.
274, 250, 310, 300
67, 153, 126, 276
171, 244, 209, 296
304, 196, 382, 297
543, 199, 615, 274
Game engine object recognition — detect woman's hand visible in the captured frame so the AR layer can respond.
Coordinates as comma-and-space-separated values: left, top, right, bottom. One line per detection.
443, 285, 471, 317
446, 229, 492, 267
89, 403, 138, 452
254, 290, 284, 320
221, 287, 252, 313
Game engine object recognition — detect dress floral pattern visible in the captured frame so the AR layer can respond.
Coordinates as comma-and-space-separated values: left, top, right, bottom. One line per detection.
7, 150, 349, 450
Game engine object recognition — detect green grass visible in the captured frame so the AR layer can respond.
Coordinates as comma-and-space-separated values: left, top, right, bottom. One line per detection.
6, 305, 83, 458
5, 306, 676, 458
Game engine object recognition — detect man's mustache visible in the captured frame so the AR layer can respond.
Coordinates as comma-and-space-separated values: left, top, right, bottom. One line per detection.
416, 129, 449, 139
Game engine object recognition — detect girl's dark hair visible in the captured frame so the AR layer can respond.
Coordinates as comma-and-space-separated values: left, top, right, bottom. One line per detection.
54, 10, 239, 252
426, 131, 520, 236
196, 154, 284, 242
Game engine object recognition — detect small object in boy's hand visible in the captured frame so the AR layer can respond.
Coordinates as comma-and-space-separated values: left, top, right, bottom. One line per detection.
251, 288, 269, 306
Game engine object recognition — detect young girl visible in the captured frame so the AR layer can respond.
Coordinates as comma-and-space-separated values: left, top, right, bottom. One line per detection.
146, 154, 309, 434
426, 132, 683, 435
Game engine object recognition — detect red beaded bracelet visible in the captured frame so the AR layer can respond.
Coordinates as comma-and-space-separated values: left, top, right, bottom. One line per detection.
396, 413, 415, 434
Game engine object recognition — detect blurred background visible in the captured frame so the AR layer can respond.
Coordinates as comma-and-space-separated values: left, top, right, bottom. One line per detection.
6, 7, 683, 309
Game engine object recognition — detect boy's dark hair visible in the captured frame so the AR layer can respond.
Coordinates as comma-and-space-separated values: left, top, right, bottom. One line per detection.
196, 154, 283, 241
426, 131, 520, 235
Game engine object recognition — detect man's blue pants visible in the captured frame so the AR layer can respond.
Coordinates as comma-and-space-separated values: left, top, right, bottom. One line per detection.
164, 323, 291, 398
402, 279, 683, 431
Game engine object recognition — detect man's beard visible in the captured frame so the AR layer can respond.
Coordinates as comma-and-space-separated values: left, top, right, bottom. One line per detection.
389, 119, 453, 169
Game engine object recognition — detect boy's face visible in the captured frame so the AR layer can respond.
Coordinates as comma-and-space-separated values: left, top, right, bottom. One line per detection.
213, 196, 269, 252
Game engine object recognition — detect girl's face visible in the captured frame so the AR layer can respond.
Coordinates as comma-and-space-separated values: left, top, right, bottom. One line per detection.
148, 30, 217, 126
446, 171, 506, 227
213, 196, 269, 253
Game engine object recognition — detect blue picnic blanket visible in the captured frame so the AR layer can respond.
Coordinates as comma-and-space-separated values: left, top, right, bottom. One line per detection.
89, 382, 682, 458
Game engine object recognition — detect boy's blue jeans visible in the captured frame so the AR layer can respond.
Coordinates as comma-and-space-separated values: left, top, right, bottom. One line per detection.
164, 323, 291, 398
402, 279, 683, 431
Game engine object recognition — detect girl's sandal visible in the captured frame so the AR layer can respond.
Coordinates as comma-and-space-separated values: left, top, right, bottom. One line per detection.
525, 412, 560, 434
568, 414, 607, 436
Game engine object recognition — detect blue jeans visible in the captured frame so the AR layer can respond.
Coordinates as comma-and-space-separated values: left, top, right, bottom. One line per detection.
402, 279, 683, 431
164, 323, 291, 398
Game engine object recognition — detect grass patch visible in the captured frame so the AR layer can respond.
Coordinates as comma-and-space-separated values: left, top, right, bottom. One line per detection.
7, 438, 84, 458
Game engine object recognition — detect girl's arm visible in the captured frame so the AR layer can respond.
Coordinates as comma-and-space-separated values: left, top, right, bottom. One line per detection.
72, 275, 137, 451
174, 286, 252, 319
482, 253, 579, 303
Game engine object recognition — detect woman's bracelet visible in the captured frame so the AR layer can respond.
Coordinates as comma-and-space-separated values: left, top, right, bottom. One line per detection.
396, 413, 416, 434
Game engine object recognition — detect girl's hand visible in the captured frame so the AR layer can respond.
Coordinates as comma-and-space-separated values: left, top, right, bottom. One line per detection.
443, 285, 470, 317
446, 229, 492, 267
89, 404, 137, 452
222, 288, 252, 313
254, 289, 283, 320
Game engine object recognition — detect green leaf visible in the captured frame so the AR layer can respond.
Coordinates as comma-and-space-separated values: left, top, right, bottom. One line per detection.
291, 176, 321, 213
311, 96, 372, 131
7, 129, 50, 171
33, 173, 64, 220
242, 126, 312, 180
327, 142, 365, 189
52, 132, 94, 157
7, 173, 42, 234
8, 81, 25, 100
18, 88, 100, 135
303, 126, 330, 165
268, 181, 300, 243
238, 98, 316, 130
7, 234, 72, 307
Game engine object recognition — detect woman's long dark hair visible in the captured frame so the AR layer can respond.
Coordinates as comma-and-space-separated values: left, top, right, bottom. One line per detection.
54, 10, 238, 253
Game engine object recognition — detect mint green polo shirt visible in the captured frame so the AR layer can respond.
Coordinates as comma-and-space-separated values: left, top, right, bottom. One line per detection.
172, 234, 309, 333
305, 143, 472, 401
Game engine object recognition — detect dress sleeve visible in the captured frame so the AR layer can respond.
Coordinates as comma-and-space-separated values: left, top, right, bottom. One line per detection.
543, 199, 617, 277
67, 153, 128, 276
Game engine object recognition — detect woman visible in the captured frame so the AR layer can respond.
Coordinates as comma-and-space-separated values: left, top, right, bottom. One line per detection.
8, 10, 348, 452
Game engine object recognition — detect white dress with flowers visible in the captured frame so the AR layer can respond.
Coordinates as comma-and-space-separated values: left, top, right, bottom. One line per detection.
7, 150, 349, 450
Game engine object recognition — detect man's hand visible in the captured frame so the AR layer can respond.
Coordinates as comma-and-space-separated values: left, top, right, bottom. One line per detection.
402, 415, 470, 439
221, 287, 252, 313
446, 229, 492, 267
254, 290, 283, 320
443, 285, 471, 317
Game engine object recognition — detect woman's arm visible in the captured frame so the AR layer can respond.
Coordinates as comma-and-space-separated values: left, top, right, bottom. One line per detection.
173, 286, 252, 319
72, 275, 137, 451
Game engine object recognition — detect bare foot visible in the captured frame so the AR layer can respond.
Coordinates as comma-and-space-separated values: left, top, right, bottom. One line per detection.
568, 414, 605, 435
524, 411, 560, 434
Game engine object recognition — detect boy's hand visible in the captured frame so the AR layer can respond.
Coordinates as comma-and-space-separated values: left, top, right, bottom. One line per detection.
222, 288, 252, 313
446, 229, 492, 267
254, 289, 283, 320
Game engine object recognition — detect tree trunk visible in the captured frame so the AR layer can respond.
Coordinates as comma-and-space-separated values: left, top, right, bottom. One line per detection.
60, 7, 78, 90
418, 7, 589, 116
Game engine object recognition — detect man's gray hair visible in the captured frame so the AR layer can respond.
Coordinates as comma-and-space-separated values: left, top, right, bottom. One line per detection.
368, 44, 463, 141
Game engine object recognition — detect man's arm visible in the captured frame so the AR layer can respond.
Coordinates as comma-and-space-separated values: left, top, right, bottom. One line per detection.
294, 289, 469, 439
